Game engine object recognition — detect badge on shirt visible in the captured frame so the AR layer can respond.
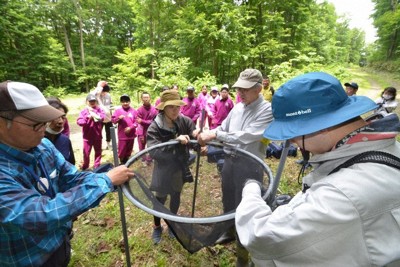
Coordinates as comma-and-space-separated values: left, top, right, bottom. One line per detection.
37, 177, 49, 194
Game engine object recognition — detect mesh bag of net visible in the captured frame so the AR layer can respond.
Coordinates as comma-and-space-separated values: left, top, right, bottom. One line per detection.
122, 140, 274, 253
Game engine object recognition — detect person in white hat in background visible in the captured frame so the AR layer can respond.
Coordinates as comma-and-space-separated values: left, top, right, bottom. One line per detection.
76, 93, 105, 170
197, 68, 273, 266
236, 72, 400, 266
0, 81, 133, 267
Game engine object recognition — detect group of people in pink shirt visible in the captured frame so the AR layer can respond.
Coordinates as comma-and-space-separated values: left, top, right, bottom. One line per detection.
77, 90, 158, 168
182, 84, 234, 130
76, 82, 236, 170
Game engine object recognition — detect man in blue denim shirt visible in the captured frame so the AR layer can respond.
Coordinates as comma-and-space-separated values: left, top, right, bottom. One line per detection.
0, 81, 134, 267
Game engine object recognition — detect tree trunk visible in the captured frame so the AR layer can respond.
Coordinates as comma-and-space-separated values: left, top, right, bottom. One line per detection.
62, 24, 76, 72
73, 0, 88, 91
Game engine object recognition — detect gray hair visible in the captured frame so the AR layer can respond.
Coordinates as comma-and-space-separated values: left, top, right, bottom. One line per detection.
0, 110, 19, 129
252, 82, 263, 90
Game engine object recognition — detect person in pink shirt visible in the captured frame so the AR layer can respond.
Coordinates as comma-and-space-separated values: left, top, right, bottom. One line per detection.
76, 94, 106, 170
235, 91, 242, 103
136, 92, 158, 163
197, 85, 210, 127
211, 85, 234, 129
205, 86, 220, 128
197, 85, 209, 110
180, 86, 201, 125
154, 85, 170, 107
111, 94, 138, 164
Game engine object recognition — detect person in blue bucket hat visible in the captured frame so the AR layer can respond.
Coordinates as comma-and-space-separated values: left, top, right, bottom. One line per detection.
236, 72, 400, 266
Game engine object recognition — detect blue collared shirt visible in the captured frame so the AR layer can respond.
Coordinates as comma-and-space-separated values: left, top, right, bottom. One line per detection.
0, 138, 113, 266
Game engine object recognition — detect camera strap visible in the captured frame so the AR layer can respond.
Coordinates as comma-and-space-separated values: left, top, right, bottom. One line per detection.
303, 151, 400, 193
329, 151, 400, 175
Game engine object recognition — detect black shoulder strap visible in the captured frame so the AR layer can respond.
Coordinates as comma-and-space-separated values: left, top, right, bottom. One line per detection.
329, 151, 400, 175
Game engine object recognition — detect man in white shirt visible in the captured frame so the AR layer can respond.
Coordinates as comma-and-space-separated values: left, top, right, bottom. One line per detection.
197, 68, 273, 266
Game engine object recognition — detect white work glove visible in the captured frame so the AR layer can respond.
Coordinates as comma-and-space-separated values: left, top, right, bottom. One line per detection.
243, 179, 265, 197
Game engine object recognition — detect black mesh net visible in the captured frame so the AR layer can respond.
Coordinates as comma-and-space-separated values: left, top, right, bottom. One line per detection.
122, 140, 273, 253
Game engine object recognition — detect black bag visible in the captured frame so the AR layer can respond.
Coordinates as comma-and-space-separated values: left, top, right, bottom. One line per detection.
266, 142, 298, 159
287, 143, 298, 157
266, 142, 282, 159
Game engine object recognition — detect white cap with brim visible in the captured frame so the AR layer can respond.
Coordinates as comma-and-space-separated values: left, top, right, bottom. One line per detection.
263, 72, 378, 140
0, 81, 65, 122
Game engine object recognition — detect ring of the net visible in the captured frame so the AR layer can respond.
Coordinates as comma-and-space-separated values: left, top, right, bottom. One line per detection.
122, 140, 274, 224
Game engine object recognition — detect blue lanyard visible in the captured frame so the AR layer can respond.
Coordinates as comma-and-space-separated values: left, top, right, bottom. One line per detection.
23, 160, 55, 198
0, 148, 55, 198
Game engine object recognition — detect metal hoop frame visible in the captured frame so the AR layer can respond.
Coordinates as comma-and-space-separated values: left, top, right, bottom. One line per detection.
122, 140, 274, 224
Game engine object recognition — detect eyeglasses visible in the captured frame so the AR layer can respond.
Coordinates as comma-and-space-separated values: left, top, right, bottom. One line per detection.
13, 120, 48, 131
0, 116, 48, 132
236, 88, 252, 93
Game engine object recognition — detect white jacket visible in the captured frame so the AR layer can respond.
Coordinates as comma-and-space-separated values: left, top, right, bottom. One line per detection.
236, 130, 400, 266
375, 97, 398, 117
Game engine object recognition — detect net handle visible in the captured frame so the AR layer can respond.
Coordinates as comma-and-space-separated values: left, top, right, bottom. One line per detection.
111, 127, 131, 267
191, 109, 206, 217
267, 139, 290, 206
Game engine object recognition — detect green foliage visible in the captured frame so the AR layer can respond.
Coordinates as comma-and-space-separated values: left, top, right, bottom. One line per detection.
43, 86, 68, 98
0, 0, 390, 96
192, 72, 218, 92
0, 0, 54, 87
269, 52, 330, 85
369, 0, 400, 70
111, 47, 155, 93
40, 37, 72, 87
152, 57, 192, 93
368, 59, 400, 77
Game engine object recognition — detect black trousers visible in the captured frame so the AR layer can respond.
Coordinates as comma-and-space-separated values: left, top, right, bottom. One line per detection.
42, 236, 71, 267
103, 121, 113, 142
220, 155, 263, 212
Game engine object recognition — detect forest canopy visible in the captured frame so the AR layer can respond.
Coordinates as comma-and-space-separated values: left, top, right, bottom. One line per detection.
0, 0, 398, 97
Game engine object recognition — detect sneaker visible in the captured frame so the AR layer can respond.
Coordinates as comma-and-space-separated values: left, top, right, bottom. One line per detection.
152, 225, 163, 244
168, 227, 175, 239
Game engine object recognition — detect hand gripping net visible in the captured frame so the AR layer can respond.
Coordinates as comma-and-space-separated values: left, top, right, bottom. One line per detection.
122, 140, 274, 253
